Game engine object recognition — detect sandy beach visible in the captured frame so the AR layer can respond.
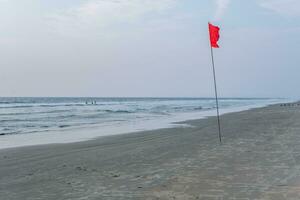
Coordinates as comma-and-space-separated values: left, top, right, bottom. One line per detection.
1, 103, 300, 199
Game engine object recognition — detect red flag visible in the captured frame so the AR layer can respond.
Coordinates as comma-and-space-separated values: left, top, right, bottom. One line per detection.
208, 23, 220, 48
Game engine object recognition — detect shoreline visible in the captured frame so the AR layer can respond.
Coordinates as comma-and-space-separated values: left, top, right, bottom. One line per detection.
1, 102, 300, 199
0, 99, 287, 150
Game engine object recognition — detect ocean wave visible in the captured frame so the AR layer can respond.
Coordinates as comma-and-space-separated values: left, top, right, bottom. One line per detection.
0, 103, 86, 109
0, 105, 35, 109
58, 125, 71, 128
193, 106, 203, 110
103, 110, 133, 114
0, 109, 73, 116
0, 101, 29, 104
40, 104, 85, 107
0, 114, 78, 123
151, 111, 170, 115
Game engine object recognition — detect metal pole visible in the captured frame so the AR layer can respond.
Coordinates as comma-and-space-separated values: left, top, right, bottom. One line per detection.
210, 46, 222, 143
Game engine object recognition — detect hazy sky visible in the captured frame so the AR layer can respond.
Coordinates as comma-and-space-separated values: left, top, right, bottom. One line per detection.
1, 0, 300, 97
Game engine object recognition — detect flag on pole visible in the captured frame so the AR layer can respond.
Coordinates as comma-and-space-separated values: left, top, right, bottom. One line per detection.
208, 22, 222, 143
208, 23, 220, 48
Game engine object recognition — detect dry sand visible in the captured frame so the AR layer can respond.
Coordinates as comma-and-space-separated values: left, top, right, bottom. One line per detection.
1, 103, 300, 199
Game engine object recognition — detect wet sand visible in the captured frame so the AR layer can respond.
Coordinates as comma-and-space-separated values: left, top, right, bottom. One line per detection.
1, 103, 300, 199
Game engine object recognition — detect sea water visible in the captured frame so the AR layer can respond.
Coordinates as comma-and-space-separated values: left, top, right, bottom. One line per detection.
0, 97, 286, 149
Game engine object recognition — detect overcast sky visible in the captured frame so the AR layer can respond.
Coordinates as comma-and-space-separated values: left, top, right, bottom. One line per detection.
1, 0, 300, 98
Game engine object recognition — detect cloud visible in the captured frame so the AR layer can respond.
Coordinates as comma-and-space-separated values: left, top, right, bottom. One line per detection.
47, 0, 177, 37
214, 0, 230, 21
259, 0, 300, 17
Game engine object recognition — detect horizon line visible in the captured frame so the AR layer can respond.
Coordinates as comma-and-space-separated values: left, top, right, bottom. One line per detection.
0, 96, 286, 99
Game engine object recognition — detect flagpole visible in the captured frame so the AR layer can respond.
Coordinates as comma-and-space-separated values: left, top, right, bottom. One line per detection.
210, 46, 222, 143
